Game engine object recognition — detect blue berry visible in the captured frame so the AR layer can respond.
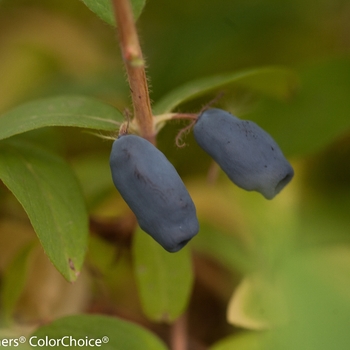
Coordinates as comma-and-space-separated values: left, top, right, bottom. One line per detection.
110, 134, 199, 252
193, 108, 294, 199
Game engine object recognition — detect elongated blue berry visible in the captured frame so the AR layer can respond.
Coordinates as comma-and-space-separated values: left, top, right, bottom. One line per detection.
193, 108, 294, 199
110, 134, 199, 252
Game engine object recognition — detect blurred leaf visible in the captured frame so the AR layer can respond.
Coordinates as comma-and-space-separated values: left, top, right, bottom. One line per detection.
188, 178, 298, 275
80, 0, 146, 26
248, 58, 350, 157
0, 96, 122, 141
32, 314, 167, 349
192, 222, 254, 274
227, 273, 287, 330
39, 71, 129, 105
133, 227, 193, 323
264, 246, 350, 350
87, 235, 141, 314
87, 235, 118, 274
71, 152, 114, 210
0, 44, 58, 114
0, 139, 88, 282
0, 242, 35, 323
153, 67, 298, 114
210, 332, 263, 350
293, 185, 350, 250
232, 181, 299, 265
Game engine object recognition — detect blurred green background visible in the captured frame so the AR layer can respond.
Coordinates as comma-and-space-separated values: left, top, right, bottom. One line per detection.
1, 0, 350, 349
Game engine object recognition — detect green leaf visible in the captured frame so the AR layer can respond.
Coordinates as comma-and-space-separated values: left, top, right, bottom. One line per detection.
210, 332, 264, 350
0, 96, 122, 141
0, 242, 36, 323
133, 227, 193, 323
0, 139, 88, 282
227, 273, 287, 330
153, 67, 298, 114
247, 58, 350, 157
80, 0, 146, 26
31, 314, 167, 350
71, 153, 114, 210
264, 246, 350, 350
192, 222, 254, 274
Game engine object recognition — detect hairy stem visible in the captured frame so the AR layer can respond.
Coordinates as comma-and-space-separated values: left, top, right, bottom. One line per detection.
112, 0, 155, 143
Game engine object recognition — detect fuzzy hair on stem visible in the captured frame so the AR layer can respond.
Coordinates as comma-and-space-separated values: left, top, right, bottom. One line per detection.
111, 0, 155, 144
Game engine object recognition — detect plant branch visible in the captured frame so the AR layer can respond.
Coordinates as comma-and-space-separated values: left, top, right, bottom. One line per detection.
170, 314, 188, 350
112, 0, 155, 143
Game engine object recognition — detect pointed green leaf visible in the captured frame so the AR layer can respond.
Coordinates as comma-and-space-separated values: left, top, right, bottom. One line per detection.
133, 227, 193, 323
80, 0, 146, 26
0, 140, 88, 281
153, 67, 298, 114
0, 242, 36, 323
31, 314, 167, 350
0, 96, 122, 141
227, 273, 287, 330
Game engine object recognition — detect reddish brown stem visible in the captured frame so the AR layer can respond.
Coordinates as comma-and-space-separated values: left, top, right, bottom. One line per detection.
170, 314, 188, 350
112, 0, 155, 144
175, 119, 197, 148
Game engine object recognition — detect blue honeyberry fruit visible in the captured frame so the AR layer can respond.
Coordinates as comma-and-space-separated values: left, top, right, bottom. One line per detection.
110, 134, 199, 252
193, 108, 294, 199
